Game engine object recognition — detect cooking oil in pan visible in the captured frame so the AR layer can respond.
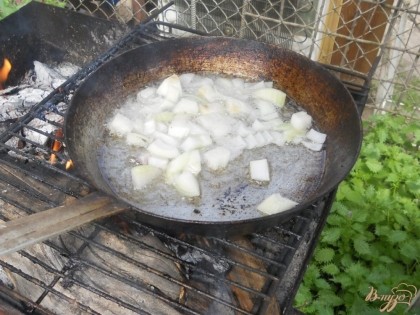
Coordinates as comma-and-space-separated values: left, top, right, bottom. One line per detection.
97, 74, 327, 222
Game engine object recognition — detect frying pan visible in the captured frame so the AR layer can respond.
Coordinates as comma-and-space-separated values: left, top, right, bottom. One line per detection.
62, 37, 362, 236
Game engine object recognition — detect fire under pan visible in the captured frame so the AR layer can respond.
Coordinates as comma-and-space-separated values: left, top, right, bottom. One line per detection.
0, 3, 368, 315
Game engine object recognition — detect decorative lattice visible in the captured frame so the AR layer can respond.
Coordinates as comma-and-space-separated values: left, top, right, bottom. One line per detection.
65, 0, 420, 119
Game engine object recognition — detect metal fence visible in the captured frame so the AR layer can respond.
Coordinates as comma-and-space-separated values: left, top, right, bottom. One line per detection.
65, 0, 420, 120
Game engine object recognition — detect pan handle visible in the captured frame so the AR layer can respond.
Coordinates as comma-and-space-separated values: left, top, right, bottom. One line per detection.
0, 192, 129, 256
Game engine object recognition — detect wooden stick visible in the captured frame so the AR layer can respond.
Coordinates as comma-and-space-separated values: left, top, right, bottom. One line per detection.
318, 0, 343, 64
0, 192, 129, 256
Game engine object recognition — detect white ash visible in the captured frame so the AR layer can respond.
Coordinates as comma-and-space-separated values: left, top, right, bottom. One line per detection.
1, 61, 79, 156
169, 244, 230, 274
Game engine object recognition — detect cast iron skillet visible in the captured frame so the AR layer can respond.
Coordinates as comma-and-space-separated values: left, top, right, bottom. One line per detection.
65, 37, 362, 236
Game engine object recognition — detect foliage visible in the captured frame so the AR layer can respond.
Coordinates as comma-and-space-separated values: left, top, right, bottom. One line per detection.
392, 77, 420, 118
295, 113, 420, 315
0, 0, 65, 20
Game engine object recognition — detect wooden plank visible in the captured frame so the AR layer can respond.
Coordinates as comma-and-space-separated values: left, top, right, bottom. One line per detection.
318, 0, 344, 64
330, 0, 393, 77
0, 192, 129, 256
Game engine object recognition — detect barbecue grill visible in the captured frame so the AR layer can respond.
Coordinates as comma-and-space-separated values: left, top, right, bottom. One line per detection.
0, 2, 370, 314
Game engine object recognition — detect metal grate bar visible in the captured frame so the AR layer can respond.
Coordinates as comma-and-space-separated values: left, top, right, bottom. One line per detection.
0, 261, 101, 314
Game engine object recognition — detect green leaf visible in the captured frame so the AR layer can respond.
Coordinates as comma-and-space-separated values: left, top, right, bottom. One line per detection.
378, 255, 393, 264
315, 248, 335, 263
353, 237, 370, 255
322, 263, 340, 276
295, 285, 312, 307
388, 230, 408, 243
317, 290, 344, 307
304, 264, 320, 284
400, 241, 418, 259
321, 228, 341, 244
332, 274, 352, 289
327, 214, 345, 226
365, 159, 383, 173
346, 263, 368, 280
314, 278, 331, 290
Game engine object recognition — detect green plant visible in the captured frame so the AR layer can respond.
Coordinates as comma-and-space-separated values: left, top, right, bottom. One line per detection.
295, 113, 420, 315
0, 0, 66, 20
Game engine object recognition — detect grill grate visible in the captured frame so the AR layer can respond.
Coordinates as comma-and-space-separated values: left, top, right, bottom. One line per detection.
0, 3, 365, 314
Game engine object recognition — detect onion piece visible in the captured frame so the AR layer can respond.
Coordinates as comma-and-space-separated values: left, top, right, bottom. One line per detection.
173, 171, 200, 197
108, 113, 133, 136
131, 165, 161, 190
181, 135, 212, 151
250, 159, 270, 182
137, 87, 156, 100
156, 74, 182, 103
179, 73, 195, 86
301, 140, 323, 151
148, 156, 169, 169
252, 88, 286, 108
197, 84, 220, 102
173, 97, 199, 114
197, 113, 235, 138
147, 139, 180, 159
154, 111, 175, 123
185, 150, 202, 175
257, 193, 298, 215
203, 147, 231, 171
306, 128, 327, 144
290, 111, 312, 131
168, 120, 191, 139
225, 97, 253, 116
126, 132, 148, 147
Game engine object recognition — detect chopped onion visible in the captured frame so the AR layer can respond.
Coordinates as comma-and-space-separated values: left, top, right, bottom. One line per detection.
143, 119, 156, 135
302, 140, 323, 151
185, 150, 202, 175
257, 193, 298, 215
173, 171, 200, 197
255, 99, 277, 116
203, 147, 231, 171
131, 165, 161, 190
165, 152, 191, 183
173, 97, 199, 114
180, 135, 212, 151
215, 77, 234, 90
250, 159, 270, 182
197, 113, 235, 138
107, 73, 326, 200
156, 74, 182, 103
306, 128, 327, 144
147, 139, 180, 159
197, 84, 219, 102
108, 113, 133, 136
252, 88, 286, 108
126, 132, 148, 147
225, 97, 253, 116
137, 87, 156, 100
245, 134, 258, 150
148, 156, 169, 169
290, 111, 312, 131
168, 120, 191, 138
154, 111, 175, 123
179, 73, 195, 86
166, 150, 202, 181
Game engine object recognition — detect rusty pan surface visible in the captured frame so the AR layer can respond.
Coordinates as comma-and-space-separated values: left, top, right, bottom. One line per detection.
65, 37, 361, 235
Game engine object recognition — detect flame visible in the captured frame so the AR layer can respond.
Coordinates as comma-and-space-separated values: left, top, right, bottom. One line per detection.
65, 160, 74, 170
0, 58, 12, 89
49, 129, 64, 164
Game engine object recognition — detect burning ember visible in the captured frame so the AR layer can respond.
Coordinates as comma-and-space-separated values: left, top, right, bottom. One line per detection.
0, 58, 12, 89
65, 159, 74, 170
49, 128, 64, 164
